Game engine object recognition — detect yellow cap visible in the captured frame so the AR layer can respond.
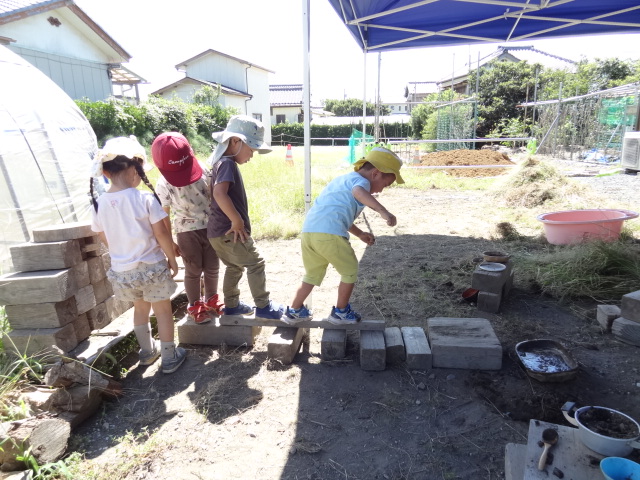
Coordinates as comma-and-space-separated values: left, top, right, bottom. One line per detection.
353, 147, 404, 184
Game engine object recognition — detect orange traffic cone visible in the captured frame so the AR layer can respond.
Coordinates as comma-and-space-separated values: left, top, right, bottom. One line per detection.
285, 144, 294, 166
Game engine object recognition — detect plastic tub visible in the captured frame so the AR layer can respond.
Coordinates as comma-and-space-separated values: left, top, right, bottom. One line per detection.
600, 457, 640, 480
537, 209, 638, 245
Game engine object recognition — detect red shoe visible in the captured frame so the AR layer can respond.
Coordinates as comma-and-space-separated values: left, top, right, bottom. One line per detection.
203, 294, 225, 316
187, 300, 212, 325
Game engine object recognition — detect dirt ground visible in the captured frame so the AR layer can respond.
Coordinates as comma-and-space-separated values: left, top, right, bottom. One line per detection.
70, 150, 640, 480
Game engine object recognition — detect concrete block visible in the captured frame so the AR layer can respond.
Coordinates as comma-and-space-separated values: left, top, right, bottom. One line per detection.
72, 313, 91, 342
32, 222, 93, 243
401, 326, 431, 370
268, 327, 307, 364
6, 323, 77, 356
471, 262, 513, 294
384, 327, 405, 364
504, 443, 526, 480
596, 304, 621, 332
321, 329, 346, 360
620, 290, 640, 322
360, 330, 386, 371
75, 284, 96, 315
612, 317, 640, 346
10, 240, 82, 271
0, 269, 77, 305
477, 291, 502, 313
176, 316, 261, 346
427, 317, 502, 370
5, 297, 78, 329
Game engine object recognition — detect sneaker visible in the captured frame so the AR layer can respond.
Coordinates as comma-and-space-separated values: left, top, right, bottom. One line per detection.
224, 301, 254, 316
255, 301, 286, 320
162, 346, 187, 374
282, 305, 313, 325
138, 341, 160, 366
203, 294, 225, 315
187, 300, 212, 325
328, 304, 361, 325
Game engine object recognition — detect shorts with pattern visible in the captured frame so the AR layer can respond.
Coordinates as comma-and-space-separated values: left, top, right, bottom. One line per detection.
301, 232, 358, 285
107, 260, 177, 303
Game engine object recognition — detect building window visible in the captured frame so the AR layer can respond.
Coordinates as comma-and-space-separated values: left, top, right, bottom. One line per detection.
253, 113, 262, 121
297, 114, 304, 123
276, 114, 286, 124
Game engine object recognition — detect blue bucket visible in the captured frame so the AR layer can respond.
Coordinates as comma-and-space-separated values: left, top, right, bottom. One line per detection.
600, 457, 640, 480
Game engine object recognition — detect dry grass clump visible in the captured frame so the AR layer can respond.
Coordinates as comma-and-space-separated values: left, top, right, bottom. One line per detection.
494, 157, 586, 208
532, 240, 640, 301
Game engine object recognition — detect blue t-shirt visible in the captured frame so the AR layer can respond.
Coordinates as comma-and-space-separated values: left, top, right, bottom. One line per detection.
302, 171, 370, 238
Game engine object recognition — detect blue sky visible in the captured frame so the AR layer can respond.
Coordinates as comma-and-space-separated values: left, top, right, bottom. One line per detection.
77, 0, 640, 103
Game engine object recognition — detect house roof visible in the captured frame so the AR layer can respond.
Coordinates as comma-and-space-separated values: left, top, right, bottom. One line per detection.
270, 84, 302, 107
0, 0, 131, 61
405, 81, 439, 97
110, 64, 146, 85
150, 76, 251, 98
176, 49, 274, 74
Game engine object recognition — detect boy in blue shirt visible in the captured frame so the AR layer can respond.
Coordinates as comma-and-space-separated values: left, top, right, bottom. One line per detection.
284, 147, 404, 325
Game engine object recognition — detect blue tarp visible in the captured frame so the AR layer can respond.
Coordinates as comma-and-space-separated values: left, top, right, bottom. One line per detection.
326, 1, 640, 52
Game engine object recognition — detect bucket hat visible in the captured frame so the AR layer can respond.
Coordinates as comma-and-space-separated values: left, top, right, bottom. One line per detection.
151, 132, 202, 187
211, 115, 272, 154
353, 147, 405, 184
91, 135, 150, 178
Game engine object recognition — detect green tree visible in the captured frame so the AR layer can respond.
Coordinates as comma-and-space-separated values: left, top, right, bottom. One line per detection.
324, 98, 390, 116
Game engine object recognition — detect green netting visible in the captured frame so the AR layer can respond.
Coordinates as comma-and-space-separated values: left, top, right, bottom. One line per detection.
347, 129, 375, 164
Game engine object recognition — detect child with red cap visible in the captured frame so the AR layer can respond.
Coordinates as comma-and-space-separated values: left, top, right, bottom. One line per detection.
151, 132, 224, 324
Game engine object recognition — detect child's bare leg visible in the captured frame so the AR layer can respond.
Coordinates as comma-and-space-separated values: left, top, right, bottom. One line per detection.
336, 281, 355, 310
151, 299, 175, 343
291, 282, 314, 309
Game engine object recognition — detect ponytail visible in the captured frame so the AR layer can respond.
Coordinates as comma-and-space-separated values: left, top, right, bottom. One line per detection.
89, 178, 99, 212
134, 162, 162, 206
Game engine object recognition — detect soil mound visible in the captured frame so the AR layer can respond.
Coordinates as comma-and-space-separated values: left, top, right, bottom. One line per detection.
419, 148, 515, 177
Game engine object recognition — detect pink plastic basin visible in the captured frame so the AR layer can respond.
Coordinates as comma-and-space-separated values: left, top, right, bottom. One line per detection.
537, 209, 638, 245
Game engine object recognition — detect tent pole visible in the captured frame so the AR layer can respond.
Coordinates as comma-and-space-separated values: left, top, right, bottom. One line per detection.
362, 49, 367, 158
302, 0, 311, 214
0, 154, 30, 241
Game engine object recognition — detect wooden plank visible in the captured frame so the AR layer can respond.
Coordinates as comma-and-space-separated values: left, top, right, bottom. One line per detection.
10, 240, 83, 271
75, 284, 96, 315
177, 316, 261, 347
360, 330, 386, 371
321, 329, 346, 360
92, 279, 111, 304
86, 256, 106, 284
219, 315, 385, 330
5, 297, 78, 329
401, 326, 431, 370
384, 326, 406, 364
71, 261, 90, 289
86, 303, 110, 330
32, 222, 93, 243
267, 326, 306, 364
612, 317, 640, 346
72, 313, 91, 343
7, 323, 77, 356
0, 269, 77, 305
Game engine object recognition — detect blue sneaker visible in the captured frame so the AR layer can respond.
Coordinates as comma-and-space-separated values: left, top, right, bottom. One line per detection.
224, 301, 254, 316
283, 305, 313, 325
255, 301, 285, 320
328, 304, 361, 325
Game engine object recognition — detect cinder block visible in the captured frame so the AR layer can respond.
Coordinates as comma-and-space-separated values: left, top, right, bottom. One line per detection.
321, 329, 346, 360
6, 323, 77, 356
471, 262, 513, 294
620, 290, 640, 322
384, 327, 405, 364
176, 316, 261, 346
477, 291, 502, 313
5, 297, 78, 329
612, 317, 640, 346
401, 326, 431, 370
596, 304, 621, 332
10, 240, 82, 271
0, 269, 77, 305
427, 317, 502, 370
268, 327, 306, 364
360, 330, 386, 371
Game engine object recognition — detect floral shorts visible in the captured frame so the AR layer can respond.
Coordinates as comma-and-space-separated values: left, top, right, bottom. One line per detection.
107, 260, 177, 303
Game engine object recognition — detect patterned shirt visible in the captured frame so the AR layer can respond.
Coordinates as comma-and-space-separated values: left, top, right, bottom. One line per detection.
155, 163, 211, 233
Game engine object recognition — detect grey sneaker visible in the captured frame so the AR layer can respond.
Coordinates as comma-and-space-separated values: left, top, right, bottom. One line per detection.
282, 305, 313, 325
139, 341, 160, 366
162, 347, 187, 374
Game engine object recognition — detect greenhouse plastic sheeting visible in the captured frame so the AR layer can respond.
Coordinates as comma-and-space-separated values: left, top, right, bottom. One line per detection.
0, 45, 98, 273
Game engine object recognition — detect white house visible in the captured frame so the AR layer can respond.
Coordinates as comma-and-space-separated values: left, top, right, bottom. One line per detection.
151, 49, 273, 141
0, 0, 145, 102
270, 84, 303, 124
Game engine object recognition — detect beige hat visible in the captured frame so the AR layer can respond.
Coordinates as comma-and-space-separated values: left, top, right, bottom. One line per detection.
91, 135, 151, 178
353, 147, 405, 184
211, 115, 272, 154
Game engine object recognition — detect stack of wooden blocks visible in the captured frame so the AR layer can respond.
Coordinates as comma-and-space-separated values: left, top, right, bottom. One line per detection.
596, 289, 640, 346
0, 222, 132, 356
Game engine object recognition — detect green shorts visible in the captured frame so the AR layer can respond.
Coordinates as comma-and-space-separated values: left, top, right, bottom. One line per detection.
301, 232, 358, 286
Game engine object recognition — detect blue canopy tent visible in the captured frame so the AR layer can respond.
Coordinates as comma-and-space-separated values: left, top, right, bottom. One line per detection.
300, 1, 640, 210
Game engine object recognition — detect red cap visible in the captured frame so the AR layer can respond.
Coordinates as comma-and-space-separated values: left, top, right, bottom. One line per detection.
151, 132, 202, 187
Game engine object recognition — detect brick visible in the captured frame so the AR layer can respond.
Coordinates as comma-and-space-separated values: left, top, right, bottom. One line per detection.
620, 290, 640, 322
427, 317, 502, 370
384, 327, 405, 364
401, 326, 431, 370
596, 304, 621, 332
477, 291, 502, 313
360, 330, 386, 371
176, 316, 261, 346
268, 327, 307, 364
321, 329, 346, 360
